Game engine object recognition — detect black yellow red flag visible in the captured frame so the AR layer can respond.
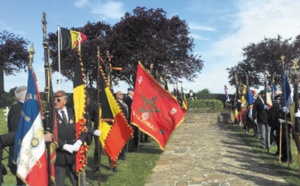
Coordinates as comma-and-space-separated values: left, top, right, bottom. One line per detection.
73, 54, 89, 173
98, 63, 133, 161
131, 62, 185, 149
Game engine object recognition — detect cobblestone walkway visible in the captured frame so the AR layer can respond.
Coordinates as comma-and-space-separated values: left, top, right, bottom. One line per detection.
144, 113, 289, 186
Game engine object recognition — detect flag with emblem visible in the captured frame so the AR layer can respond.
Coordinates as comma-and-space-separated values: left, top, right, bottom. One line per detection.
131, 62, 185, 149
13, 67, 48, 186
60, 27, 87, 51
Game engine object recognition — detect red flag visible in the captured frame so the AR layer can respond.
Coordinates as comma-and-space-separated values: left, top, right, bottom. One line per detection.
131, 62, 185, 149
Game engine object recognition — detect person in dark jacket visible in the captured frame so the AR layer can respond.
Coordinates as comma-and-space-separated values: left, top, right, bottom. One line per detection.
54, 90, 89, 186
267, 91, 292, 162
253, 90, 271, 151
124, 87, 138, 150
6, 86, 27, 185
86, 94, 101, 172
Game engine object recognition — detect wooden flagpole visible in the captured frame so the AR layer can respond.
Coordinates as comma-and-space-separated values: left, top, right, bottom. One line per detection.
97, 46, 102, 186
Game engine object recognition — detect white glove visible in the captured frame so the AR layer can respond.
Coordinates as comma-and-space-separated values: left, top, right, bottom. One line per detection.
63, 144, 73, 154
73, 140, 82, 152
282, 106, 289, 113
254, 119, 257, 124
295, 111, 300, 118
93, 129, 101, 137
264, 105, 269, 110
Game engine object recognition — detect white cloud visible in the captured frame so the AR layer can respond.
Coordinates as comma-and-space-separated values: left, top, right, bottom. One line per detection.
189, 33, 209, 41
91, 1, 125, 20
73, 0, 89, 8
188, 23, 216, 32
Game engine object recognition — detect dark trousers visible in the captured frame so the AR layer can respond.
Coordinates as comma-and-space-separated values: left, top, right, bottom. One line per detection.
275, 130, 292, 161
93, 136, 101, 166
0, 132, 24, 185
133, 126, 139, 148
55, 164, 78, 186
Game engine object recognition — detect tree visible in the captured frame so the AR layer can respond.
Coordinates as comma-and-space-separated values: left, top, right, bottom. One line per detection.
48, 7, 204, 87
110, 7, 203, 86
198, 88, 210, 95
0, 31, 29, 92
227, 35, 294, 88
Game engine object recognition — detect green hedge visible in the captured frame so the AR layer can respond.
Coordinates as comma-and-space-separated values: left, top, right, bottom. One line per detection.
0, 92, 15, 107
187, 99, 224, 113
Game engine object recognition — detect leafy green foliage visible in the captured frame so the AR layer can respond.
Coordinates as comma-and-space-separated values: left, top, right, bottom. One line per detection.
0, 92, 14, 107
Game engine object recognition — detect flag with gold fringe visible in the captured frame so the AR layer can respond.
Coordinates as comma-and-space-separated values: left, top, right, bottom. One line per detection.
98, 63, 133, 162
131, 62, 185, 149
72, 41, 89, 173
13, 67, 48, 186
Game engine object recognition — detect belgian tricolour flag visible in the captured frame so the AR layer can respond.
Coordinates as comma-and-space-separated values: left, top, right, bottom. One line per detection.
98, 64, 133, 162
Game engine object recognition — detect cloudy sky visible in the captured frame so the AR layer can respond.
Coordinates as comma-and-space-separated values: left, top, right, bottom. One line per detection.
1, 0, 300, 94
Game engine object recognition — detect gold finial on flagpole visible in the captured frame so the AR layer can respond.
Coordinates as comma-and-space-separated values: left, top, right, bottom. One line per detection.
28, 43, 35, 68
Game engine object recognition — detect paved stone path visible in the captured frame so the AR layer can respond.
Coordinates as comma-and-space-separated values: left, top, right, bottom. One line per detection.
145, 113, 289, 186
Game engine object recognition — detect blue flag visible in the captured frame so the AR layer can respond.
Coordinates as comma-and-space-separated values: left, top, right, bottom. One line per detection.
246, 86, 254, 105
271, 82, 277, 103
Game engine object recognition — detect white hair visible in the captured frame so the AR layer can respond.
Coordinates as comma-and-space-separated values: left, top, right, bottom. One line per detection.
14, 86, 27, 100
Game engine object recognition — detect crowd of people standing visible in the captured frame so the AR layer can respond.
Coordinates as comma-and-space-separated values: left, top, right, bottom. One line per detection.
230, 88, 295, 164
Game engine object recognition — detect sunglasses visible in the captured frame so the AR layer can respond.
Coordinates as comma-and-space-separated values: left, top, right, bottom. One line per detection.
55, 98, 63, 102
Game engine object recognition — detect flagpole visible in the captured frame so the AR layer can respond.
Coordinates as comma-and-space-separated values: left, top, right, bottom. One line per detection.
42, 11, 53, 186
28, 44, 34, 69
57, 26, 61, 90
245, 74, 249, 135
281, 56, 291, 167
96, 46, 102, 186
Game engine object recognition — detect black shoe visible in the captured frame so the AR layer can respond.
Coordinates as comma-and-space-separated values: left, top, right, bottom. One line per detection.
119, 153, 127, 160
93, 166, 99, 172
281, 158, 291, 163
281, 160, 289, 163
112, 167, 117, 172
1, 164, 7, 176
